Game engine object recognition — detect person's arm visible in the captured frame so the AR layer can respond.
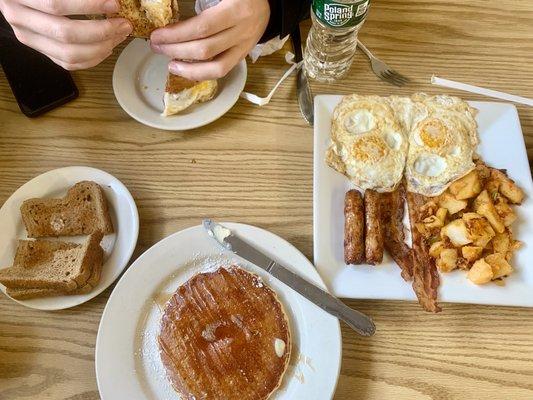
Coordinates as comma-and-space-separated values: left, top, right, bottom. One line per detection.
150, 0, 312, 82
261, 0, 311, 42
151, 0, 271, 81
0, 0, 131, 70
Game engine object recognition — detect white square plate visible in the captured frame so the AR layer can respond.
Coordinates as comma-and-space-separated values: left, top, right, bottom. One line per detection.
313, 95, 533, 307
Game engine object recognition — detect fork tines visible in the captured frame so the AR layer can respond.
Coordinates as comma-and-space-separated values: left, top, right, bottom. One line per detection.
380, 70, 410, 87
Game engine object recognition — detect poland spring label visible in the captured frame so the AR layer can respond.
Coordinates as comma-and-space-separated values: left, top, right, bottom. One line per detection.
312, 0, 370, 28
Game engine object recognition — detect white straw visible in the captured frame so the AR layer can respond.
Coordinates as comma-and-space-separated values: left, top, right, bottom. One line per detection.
431, 75, 533, 107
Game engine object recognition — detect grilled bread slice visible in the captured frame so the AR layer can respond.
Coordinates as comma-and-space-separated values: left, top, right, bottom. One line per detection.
115, 0, 179, 38
163, 74, 218, 116
20, 181, 113, 238
0, 232, 104, 292
6, 247, 104, 300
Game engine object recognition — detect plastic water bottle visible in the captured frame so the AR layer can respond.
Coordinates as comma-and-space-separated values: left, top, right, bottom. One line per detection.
304, 0, 371, 82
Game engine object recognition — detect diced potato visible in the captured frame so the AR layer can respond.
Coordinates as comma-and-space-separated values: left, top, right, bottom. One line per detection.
485, 253, 513, 279
415, 222, 430, 237
437, 248, 458, 272
494, 199, 517, 227
423, 215, 444, 229
473, 190, 505, 233
461, 246, 483, 263
429, 241, 446, 258
438, 192, 468, 215
492, 232, 510, 254
491, 169, 525, 204
436, 207, 448, 223
448, 170, 482, 200
420, 201, 438, 218
462, 213, 495, 247
467, 259, 494, 284
475, 161, 491, 181
511, 240, 523, 251
441, 219, 472, 247
500, 181, 525, 204
485, 179, 500, 199
457, 257, 470, 270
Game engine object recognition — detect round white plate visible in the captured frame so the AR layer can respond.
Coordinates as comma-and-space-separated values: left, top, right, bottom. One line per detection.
96, 223, 341, 400
0, 166, 139, 310
113, 38, 247, 131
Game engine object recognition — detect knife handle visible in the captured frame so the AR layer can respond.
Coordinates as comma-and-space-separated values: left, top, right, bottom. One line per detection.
270, 263, 376, 336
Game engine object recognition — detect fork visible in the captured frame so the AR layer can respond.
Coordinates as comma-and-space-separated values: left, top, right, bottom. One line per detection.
356, 40, 410, 86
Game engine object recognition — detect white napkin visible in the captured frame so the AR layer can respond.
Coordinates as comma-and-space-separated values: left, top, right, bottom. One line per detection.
240, 52, 302, 106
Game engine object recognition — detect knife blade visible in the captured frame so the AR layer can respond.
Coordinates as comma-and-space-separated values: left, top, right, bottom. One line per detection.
291, 26, 314, 126
203, 219, 375, 337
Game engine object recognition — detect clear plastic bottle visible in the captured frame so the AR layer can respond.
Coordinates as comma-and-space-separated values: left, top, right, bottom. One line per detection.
304, 0, 371, 82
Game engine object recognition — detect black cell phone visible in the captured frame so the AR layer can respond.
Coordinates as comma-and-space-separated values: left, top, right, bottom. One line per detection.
0, 13, 78, 117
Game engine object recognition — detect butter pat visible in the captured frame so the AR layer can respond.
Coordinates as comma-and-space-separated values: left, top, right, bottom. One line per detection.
274, 338, 286, 358
213, 225, 231, 244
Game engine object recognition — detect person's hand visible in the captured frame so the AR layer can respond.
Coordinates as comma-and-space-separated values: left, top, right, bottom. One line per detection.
150, 0, 270, 81
0, 0, 132, 70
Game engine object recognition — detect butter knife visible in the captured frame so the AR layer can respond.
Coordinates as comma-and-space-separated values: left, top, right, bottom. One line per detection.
292, 26, 314, 126
203, 219, 375, 337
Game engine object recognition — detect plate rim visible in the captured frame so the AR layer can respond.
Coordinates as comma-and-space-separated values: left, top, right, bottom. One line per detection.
313, 94, 533, 306
112, 38, 248, 131
96, 222, 342, 400
0, 165, 139, 310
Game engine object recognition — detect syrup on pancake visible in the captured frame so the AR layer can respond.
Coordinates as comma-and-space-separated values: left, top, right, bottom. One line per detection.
158, 266, 291, 400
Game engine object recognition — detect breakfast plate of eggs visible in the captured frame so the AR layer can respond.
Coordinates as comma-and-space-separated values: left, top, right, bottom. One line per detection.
313, 93, 533, 308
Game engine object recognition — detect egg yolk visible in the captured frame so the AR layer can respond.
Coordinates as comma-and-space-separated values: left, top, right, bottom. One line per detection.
352, 135, 388, 163
420, 119, 447, 149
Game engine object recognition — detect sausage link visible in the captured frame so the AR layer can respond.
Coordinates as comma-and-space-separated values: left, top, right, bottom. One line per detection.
344, 189, 365, 264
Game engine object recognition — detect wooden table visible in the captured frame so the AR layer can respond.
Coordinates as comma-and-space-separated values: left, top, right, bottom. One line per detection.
1, 1, 533, 399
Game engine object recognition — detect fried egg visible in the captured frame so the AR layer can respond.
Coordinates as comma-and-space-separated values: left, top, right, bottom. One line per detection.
162, 80, 218, 116
402, 94, 479, 196
326, 95, 408, 192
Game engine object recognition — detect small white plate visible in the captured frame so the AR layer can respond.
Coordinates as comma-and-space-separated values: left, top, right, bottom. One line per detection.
0, 166, 139, 310
113, 39, 247, 131
314, 95, 533, 307
96, 223, 341, 400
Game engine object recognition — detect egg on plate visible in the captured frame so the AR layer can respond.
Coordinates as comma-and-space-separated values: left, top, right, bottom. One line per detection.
326, 95, 408, 192
162, 75, 218, 116
402, 94, 479, 196
327, 93, 479, 197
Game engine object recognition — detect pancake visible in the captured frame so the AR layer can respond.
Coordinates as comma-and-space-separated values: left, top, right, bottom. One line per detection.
158, 266, 291, 400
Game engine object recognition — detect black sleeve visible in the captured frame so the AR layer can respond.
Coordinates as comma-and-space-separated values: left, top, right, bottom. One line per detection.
261, 0, 311, 42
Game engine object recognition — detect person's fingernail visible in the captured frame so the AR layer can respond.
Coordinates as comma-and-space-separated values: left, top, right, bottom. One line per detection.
151, 44, 161, 53
169, 62, 181, 74
150, 32, 161, 44
114, 34, 128, 45
118, 21, 132, 35
103, 0, 120, 13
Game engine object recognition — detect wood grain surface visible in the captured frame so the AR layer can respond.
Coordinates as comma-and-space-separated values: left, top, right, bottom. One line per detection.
1, 0, 533, 399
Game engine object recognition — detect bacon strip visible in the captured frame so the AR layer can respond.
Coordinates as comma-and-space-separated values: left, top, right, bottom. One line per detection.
381, 184, 413, 281
406, 191, 441, 313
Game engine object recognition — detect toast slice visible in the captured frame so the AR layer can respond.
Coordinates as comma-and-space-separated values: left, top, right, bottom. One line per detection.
0, 232, 104, 291
116, 0, 179, 38
5, 242, 104, 300
20, 181, 113, 238
162, 74, 218, 116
